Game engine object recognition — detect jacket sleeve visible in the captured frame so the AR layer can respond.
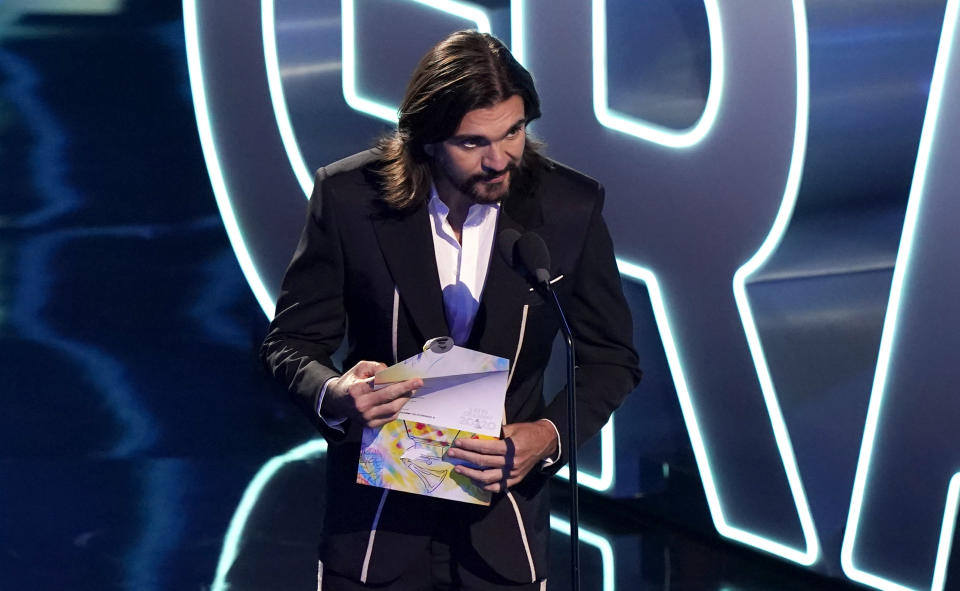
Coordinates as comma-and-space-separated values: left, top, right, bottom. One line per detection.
260, 169, 348, 441
540, 188, 642, 473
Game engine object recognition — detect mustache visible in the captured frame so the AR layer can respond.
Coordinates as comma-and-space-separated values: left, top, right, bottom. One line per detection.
468, 162, 520, 184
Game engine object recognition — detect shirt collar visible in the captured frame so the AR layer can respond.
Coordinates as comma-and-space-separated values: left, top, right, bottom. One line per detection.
427, 185, 500, 226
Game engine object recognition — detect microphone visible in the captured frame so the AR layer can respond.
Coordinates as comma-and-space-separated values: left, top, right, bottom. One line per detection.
515, 232, 551, 285
497, 229, 551, 286
497, 228, 521, 269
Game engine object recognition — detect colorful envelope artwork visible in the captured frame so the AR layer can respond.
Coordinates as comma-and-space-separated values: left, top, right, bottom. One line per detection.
357, 419, 497, 505
358, 341, 509, 505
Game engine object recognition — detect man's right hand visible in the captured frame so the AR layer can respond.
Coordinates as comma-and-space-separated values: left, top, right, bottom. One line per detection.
321, 360, 423, 428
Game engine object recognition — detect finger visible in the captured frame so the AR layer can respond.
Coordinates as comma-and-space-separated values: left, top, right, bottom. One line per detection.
368, 378, 423, 405
352, 378, 418, 410
447, 447, 506, 469
453, 464, 504, 485
347, 379, 376, 396
483, 476, 521, 493
453, 437, 507, 455
366, 411, 403, 429
360, 392, 413, 423
483, 466, 527, 492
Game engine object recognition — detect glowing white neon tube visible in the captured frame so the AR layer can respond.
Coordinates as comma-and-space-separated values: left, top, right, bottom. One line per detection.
729, 0, 818, 568
592, 0, 724, 147
341, 0, 492, 123
184, 0, 277, 318
840, 0, 960, 588
262, 0, 316, 196
592, 0, 819, 565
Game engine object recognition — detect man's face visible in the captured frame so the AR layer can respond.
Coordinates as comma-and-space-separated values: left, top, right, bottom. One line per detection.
428, 94, 526, 204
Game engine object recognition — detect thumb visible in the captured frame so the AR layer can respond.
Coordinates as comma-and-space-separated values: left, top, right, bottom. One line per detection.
353, 360, 387, 378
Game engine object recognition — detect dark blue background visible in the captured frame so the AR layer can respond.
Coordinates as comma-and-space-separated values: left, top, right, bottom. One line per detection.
1, 2, 955, 590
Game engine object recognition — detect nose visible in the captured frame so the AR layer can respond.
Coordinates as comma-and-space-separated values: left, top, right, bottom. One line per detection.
482, 141, 510, 172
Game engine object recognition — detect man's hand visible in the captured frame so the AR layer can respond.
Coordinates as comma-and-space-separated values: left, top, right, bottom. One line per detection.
447, 420, 559, 492
322, 360, 423, 428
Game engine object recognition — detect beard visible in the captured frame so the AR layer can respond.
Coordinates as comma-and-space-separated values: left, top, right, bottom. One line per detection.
456, 162, 520, 203
433, 153, 521, 204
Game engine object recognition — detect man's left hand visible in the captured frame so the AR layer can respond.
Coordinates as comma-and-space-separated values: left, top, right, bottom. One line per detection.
447, 420, 558, 492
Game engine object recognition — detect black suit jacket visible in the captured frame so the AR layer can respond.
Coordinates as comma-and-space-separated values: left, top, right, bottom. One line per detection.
261, 150, 641, 584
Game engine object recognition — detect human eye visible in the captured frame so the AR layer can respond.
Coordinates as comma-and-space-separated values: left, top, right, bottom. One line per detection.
457, 136, 491, 150
505, 124, 525, 139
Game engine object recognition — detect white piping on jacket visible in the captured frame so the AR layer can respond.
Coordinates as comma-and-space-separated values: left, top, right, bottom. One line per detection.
359, 290, 399, 584
506, 490, 538, 583
359, 489, 390, 583
505, 304, 529, 393
391, 286, 399, 363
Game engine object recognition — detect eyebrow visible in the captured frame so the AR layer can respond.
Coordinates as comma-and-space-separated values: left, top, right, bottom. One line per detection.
449, 118, 527, 143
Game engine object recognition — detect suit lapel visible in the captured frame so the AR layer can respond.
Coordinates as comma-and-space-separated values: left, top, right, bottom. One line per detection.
371, 184, 544, 360
469, 193, 544, 359
371, 204, 450, 344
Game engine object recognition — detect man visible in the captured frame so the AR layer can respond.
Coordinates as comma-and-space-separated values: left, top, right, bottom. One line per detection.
261, 30, 641, 590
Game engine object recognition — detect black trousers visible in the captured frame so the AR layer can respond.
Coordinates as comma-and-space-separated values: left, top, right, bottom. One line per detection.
319, 514, 546, 591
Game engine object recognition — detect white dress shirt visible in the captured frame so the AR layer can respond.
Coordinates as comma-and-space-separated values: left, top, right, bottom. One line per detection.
426, 186, 499, 345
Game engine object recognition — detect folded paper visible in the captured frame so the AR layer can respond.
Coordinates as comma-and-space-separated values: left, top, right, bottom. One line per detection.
358, 341, 509, 505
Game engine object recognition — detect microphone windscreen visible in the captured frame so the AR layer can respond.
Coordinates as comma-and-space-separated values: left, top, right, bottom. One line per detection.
497, 228, 522, 268
516, 231, 551, 284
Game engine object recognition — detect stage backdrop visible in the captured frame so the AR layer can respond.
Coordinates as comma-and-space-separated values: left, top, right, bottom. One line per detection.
185, 1, 960, 589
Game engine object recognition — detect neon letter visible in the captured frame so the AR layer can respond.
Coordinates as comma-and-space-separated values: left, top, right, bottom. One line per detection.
518, 0, 818, 564
841, 1, 960, 589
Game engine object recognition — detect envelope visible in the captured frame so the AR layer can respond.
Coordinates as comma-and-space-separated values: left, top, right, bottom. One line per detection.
374, 338, 509, 437
357, 338, 509, 504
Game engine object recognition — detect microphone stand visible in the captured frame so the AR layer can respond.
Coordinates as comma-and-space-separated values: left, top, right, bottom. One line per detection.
542, 281, 580, 591
501, 228, 580, 590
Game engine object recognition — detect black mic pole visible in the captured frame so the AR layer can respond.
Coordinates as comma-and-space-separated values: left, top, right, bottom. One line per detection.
509, 230, 580, 591
542, 280, 580, 591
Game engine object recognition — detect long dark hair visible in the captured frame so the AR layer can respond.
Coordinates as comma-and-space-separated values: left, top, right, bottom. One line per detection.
375, 30, 544, 210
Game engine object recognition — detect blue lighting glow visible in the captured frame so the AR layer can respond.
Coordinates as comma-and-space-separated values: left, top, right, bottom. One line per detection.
0, 48, 155, 456
840, 1, 960, 589
341, 0, 492, 123
607, 1, 819, 566
591, 0, 724, 147
183, 0, 277, 319
0, 50, 79, 227
211, 440, 329, 591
